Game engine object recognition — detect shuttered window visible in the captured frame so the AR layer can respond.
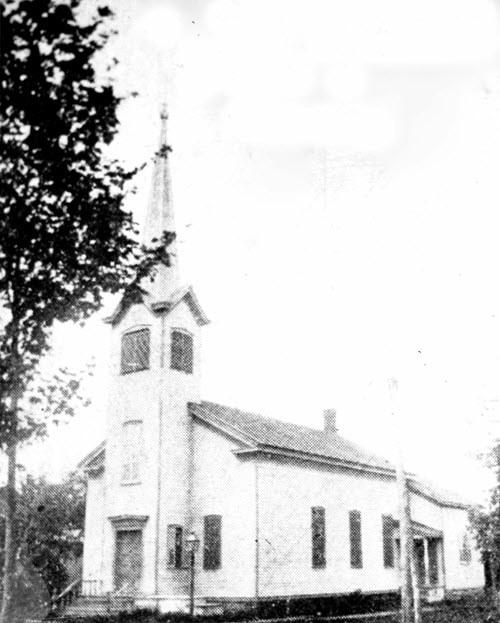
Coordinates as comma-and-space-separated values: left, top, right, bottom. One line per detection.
349, 510, 363, 569
122, 421, 143, 483
203, 515, 222, 570
312, 506, 326, 568
382, 515, 395, 568
171, 330, 194, 374
121, 329, 150, 374
167, 525, 184, 569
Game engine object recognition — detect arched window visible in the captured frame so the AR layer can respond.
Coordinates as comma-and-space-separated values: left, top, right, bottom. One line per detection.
171, 329, 193, 374
121, 328, 150, 374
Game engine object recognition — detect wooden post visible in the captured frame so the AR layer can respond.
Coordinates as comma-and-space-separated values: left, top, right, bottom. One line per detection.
389, 378, 412, 623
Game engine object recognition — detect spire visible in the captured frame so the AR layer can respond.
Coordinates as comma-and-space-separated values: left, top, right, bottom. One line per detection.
142, 105, 180, 301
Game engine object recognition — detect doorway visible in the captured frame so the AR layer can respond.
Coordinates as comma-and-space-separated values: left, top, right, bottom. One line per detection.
114, 529, 143, 593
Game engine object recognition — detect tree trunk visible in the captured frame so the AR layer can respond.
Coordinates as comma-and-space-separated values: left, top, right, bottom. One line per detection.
1, 438, 17, 623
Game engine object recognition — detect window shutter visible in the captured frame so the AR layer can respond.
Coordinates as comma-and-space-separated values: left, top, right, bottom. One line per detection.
183, 333, 194, 373
203, 515, 222, 570
428, 538, 439, 585
349, 510, 363, 569
382, 515, 394, 568
312, 507, 326, 568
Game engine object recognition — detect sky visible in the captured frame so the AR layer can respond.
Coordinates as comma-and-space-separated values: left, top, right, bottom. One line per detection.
17, 0, 500, 503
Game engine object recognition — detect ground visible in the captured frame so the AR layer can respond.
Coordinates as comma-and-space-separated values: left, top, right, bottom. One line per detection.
54, 595, 498, 623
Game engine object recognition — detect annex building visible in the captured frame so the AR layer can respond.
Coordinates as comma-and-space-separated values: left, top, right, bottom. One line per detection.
78, 111, 484, 614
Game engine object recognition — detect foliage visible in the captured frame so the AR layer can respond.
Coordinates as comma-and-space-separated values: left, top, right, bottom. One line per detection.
0, 0, 141, 444
0, 472, 85, 598
470, 442, 500, 591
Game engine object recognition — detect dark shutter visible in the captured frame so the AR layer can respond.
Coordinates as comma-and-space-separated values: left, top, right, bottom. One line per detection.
171, 330, 194, 374
349, 510, 363, 569
121, 329, 150, 374
167, 525, 183, 568
428, 539, 439, 585
203, 515, 222, 570
382, 515, 394, 568
312, 507, 326, 568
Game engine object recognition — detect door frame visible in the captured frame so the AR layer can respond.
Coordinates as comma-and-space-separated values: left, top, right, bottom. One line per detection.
109, 515, 149, 594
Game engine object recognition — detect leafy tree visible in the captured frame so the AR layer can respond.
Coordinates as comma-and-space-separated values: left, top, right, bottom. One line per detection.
470, 442, 500, 601
0, 1, 174, 619
0, 471, 85, 619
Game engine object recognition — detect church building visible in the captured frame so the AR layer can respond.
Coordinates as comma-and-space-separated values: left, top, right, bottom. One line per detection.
78, 110, 484, 614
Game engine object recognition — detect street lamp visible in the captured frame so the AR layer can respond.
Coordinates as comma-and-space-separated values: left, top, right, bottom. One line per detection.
186, 531, 200, 616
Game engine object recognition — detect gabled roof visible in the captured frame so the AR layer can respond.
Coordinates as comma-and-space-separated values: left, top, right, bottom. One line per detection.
104, 285, 209, 327
190, 401, 394, 473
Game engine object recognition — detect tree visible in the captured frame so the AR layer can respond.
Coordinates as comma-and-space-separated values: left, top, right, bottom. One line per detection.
0, 472, 86, 620
470, 442, 500, 603
0, 1, 172, 619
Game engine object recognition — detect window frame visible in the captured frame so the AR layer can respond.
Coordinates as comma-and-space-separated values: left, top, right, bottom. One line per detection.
170, 328, 194, 374
121, 420, 143, 485
121, 327, 151, 375
167, 524, 184, 569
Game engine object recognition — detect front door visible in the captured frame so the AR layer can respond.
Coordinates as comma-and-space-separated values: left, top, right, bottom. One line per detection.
114, 529, 143, 593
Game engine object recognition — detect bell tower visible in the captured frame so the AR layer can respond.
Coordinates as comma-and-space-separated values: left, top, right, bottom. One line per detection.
101, 107, 208, 601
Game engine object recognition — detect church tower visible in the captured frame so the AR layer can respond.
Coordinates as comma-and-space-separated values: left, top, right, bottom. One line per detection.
101, 107, 209, 600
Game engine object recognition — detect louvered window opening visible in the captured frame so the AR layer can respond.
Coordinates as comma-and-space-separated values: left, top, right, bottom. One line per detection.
203, 514, 222, 570
312, 506, 326, 568
350, 510, 363, 569
121, 329, 150, 374
171, 330, 194, 374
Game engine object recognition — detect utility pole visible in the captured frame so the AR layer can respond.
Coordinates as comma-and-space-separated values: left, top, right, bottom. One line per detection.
388, 378, 412, 623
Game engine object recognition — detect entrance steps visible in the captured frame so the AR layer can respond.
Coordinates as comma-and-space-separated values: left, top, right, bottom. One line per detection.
62, 594, 135, 617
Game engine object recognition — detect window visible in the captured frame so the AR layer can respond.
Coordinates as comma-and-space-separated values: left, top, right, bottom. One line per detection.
121, 329, 150, 374
171, 330, 193, 374
167, 525, 184, 568
312, 507, 326, 568
349, 510, 363, 569
459, 533, 472, 565
122, 421, 143, 483
382, 515, 395, 568
203, 515, 222, 570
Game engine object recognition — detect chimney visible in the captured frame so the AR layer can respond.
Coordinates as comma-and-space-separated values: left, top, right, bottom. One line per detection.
323, 408, 338, 436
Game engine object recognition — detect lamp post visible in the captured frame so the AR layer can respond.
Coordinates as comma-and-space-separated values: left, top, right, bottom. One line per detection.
186, 531, 200, 616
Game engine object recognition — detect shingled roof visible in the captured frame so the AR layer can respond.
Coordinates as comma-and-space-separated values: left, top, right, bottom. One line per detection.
190, 401, 394, 473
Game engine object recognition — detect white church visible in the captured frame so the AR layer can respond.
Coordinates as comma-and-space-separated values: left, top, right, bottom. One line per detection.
77, 110, 484, 614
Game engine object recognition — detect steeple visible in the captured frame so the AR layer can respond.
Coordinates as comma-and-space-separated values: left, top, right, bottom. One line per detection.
142, 104, 180, 301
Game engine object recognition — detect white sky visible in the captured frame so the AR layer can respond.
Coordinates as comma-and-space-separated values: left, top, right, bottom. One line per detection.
18, 0, 500, 503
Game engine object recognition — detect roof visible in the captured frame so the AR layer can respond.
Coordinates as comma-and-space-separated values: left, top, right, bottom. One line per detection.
80, 400, 470, 510
190, 401, 394, 473
104, 284, 209, 326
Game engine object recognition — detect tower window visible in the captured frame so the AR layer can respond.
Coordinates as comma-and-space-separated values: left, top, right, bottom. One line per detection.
121, 328, 150, 374
122, 420, 143, 483
171, 330, 193, 374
